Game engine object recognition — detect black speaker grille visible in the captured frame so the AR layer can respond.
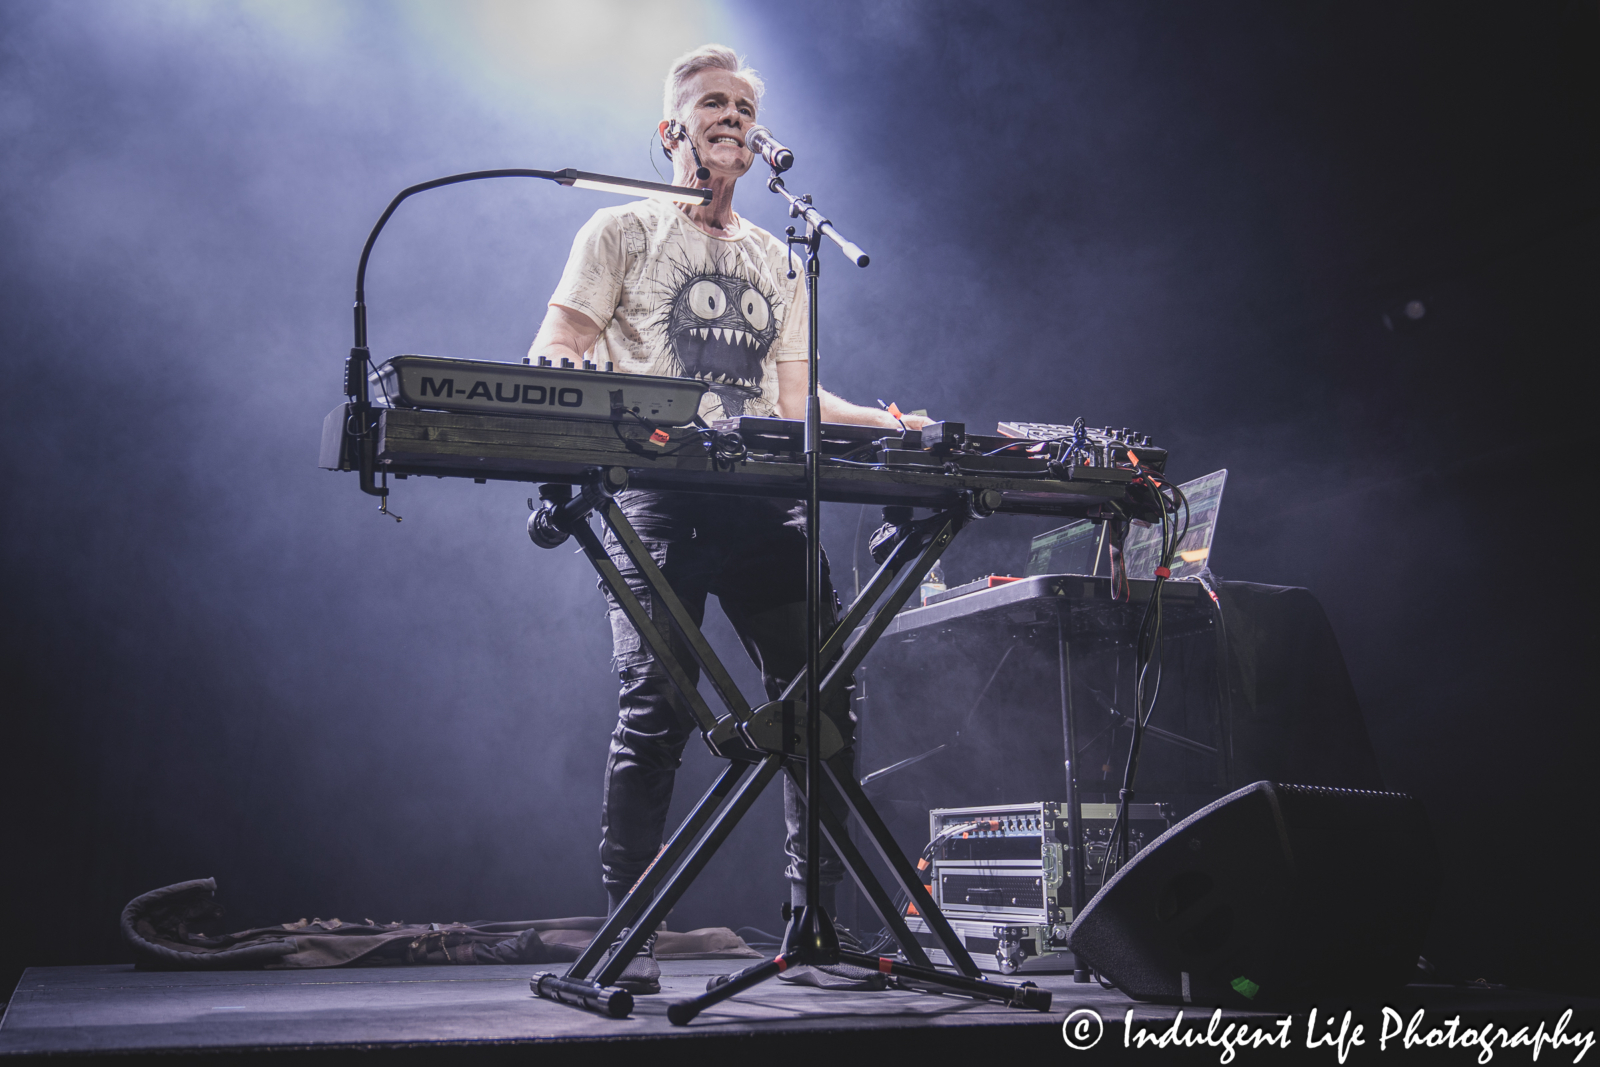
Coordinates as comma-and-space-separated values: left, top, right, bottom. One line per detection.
1065, 780, 1438, 1006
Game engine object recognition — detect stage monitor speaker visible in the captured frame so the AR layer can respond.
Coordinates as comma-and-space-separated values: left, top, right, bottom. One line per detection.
1066, 781, 1437, 1007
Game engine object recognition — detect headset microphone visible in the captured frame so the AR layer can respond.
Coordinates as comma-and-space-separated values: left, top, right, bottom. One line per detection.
664, 120, 711, 181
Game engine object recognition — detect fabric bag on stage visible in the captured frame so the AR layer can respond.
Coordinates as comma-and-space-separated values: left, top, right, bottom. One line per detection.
121, 878, 761, 970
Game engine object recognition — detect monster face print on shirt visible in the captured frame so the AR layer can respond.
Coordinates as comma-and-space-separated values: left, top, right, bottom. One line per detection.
548, 200, 806, 422
661, 268, 780, 417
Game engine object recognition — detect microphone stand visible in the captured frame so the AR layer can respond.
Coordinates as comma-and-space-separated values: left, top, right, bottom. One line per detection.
772, 168, 867, 971
732, 169, 871, 982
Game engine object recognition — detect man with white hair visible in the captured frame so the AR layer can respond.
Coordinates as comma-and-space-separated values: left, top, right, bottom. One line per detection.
529, 44, 929, 993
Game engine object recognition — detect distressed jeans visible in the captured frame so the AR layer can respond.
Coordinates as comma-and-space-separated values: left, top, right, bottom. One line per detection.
597, 490, 854, 912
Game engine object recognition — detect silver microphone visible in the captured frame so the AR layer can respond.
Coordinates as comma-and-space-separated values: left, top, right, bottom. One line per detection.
746, 125, 794, 173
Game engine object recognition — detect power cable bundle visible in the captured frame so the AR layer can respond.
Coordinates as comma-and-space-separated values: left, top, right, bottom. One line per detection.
1099, 460, 1190, 884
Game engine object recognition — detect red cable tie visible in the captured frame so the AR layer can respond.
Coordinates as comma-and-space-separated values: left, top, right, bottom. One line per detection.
774, 955, 788, 972
878, 957, 894, 974
1154, 566, 1171, 578
1126, 449, 1140, 466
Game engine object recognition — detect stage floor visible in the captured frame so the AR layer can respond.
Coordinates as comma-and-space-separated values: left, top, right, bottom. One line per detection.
3, 961, 1596, 1064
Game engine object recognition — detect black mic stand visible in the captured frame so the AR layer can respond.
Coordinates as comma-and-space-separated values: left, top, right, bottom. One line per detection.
665, 169, 897, 1025
772, 167, 863, 970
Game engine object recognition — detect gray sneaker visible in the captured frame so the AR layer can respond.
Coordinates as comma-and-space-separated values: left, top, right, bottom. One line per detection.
609, 932, 660, 995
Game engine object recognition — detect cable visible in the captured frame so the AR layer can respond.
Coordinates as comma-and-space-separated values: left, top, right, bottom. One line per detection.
1100, 464, 1189, 882
368, 355, 395, 406
852, 503, 867, 603
648, 129, 669, 181
608, 409, 748, 468
735, 926, 786, 950
855, 819, 992, 954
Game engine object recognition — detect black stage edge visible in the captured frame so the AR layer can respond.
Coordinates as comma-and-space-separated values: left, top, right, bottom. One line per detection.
4, 962, 1596, 1065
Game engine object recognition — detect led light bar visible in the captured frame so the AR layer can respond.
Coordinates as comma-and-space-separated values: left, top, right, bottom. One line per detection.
556, 168, 711, 205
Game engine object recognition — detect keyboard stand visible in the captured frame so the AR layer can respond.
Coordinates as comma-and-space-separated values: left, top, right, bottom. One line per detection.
524, 467, 1051, 1019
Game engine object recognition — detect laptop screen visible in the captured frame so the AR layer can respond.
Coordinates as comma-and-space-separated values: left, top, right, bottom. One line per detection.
1026, 516, 1104, 577
1121, 469, 1227, 581
1026, 469, 1228, 581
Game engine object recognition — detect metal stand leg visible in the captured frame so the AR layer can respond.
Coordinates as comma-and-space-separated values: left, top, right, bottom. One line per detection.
566, 760, 757, 980
668, 952, 799, 1026
591, 756, 785, 987
1058, 617, 1091, 982
785, 759, 937, 970
824, 755, 984, 977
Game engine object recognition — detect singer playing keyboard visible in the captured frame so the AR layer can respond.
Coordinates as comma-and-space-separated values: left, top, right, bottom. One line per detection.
526, 43, 930, 993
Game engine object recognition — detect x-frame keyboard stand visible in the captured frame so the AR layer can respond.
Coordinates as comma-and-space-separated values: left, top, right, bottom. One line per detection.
526, 467, 1051, 1020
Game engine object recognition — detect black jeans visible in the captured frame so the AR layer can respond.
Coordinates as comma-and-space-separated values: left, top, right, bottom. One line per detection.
598, 490, 854, 911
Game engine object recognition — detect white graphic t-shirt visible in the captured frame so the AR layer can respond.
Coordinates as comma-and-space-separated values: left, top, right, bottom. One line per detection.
545, 198, 808, 421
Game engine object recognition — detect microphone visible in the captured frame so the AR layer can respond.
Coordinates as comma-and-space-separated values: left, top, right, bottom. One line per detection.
746, 125, 794, 173
665, 120, 711, 180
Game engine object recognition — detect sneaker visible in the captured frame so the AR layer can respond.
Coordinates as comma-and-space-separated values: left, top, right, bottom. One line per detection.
608, 932, 660, 995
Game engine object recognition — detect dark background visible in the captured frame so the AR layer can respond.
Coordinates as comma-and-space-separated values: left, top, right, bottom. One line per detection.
1, 0, 1593, 999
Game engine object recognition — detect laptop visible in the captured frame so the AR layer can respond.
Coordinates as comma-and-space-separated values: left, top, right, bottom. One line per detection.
1026, 469, 1228, 582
